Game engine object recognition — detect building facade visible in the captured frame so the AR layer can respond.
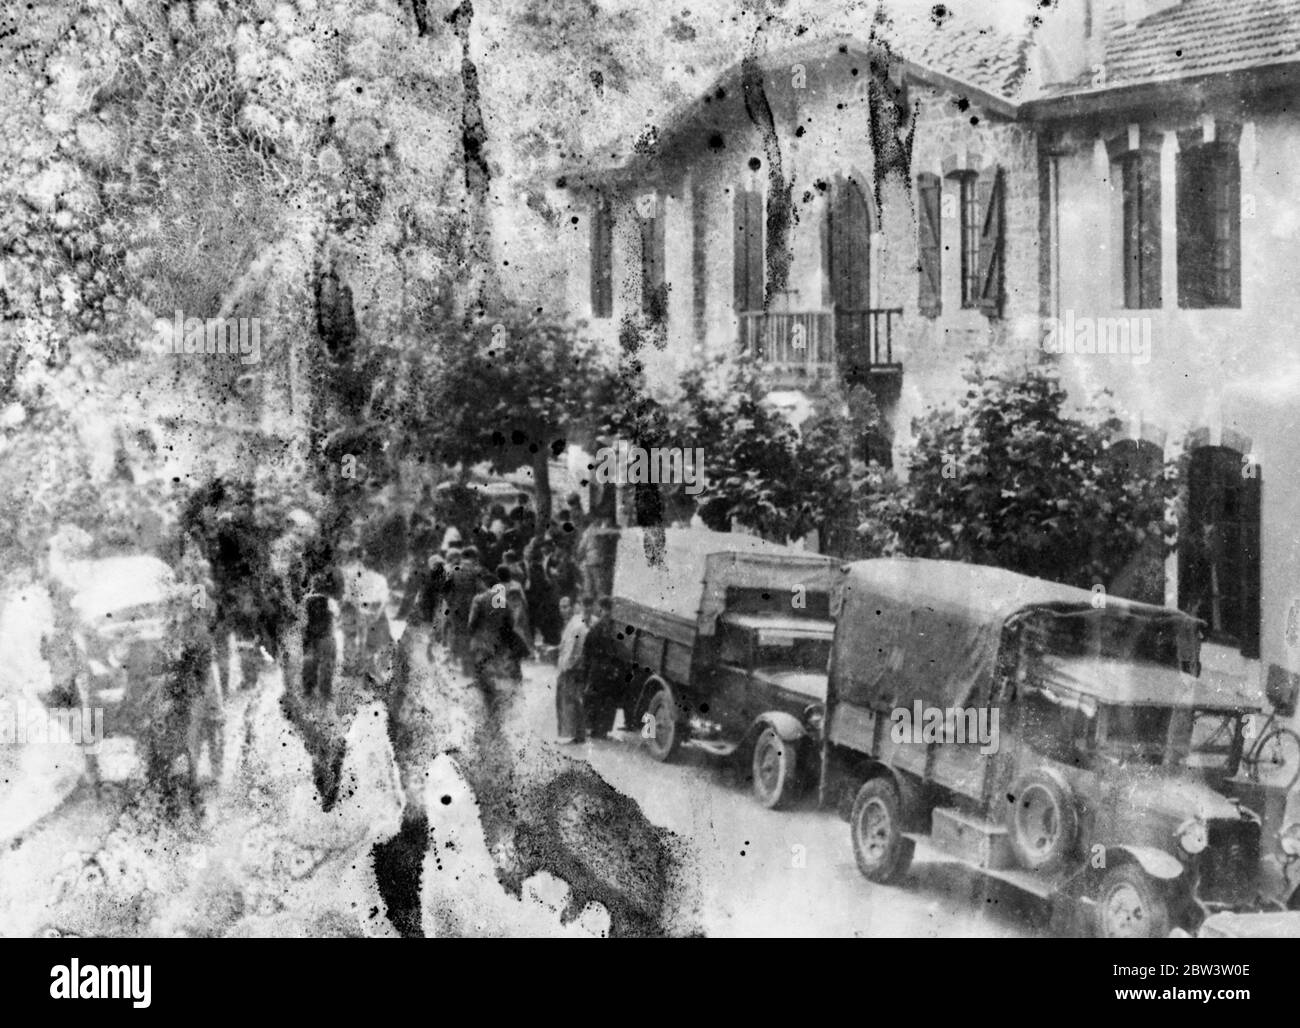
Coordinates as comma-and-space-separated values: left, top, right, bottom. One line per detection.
553, 0, 1300, 707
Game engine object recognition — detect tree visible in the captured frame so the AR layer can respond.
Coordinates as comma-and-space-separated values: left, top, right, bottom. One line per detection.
787, 383, 886, 555
672, 354, 802, 539
408, 306, 613, 536
863, 355, 1177, 592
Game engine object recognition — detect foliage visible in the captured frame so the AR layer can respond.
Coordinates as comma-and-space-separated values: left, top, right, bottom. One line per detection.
396, 305, 616, 531
862, 356, 1177, 592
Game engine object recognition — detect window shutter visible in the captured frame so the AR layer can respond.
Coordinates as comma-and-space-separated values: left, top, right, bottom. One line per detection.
1138, 152, 1162, 308
1241, 464, 1262, 659
1178, 145, 1240, 309
733, 190, 747, 310
917, 173, 942, 318
1220, 151, 1242, 308
589, 198, 613, 318
976, 166, 1005, 318
640, 197, 665, 310
733, 188, 764, 311
746, 189, 764, 311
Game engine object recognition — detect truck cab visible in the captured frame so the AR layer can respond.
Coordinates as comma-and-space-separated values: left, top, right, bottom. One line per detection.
823, 558, 1266, 938
600, 528, 838, 808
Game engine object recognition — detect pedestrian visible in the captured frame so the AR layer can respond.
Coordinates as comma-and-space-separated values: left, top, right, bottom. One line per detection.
501, 548, 527, 586
301, 592, 337, 701
545, 542, 580, 605
582, 597, 628, 739
143, 605, 219, 816
445, 546, 489, 674
575, 516, 613, 602
525, 537, 562, 647
474, 505, 506, 572
40, 587, 101, 793
417, 553, 449, 649
467, 568, 533, 716
555, 596, 589, 743
357, 572, 395, 694
185, 639, 225, 793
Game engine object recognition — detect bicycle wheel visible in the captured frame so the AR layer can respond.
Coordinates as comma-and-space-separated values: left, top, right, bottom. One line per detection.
1252, 727, 1300, 788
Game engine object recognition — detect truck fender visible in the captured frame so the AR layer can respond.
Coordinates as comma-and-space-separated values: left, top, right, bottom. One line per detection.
752, 711, 806, 745
1109, 845, 1185, 881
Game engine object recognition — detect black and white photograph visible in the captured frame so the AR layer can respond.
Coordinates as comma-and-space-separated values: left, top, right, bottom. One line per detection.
1, 0, 1298, 973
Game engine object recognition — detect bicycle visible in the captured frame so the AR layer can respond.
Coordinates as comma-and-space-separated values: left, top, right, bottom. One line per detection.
1240, 708, 1300, 789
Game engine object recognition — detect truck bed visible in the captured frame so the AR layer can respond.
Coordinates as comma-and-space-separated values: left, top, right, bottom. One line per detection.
609, 595, 696, 687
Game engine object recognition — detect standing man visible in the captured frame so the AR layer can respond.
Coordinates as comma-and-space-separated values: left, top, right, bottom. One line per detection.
444, 546, 488, 675
41, 585, 101, 794
575, 516, 611, 604
555, 596, 588, 744
468, 568, 533, 716
301, 593, 337, 701
582, 597, 628, 739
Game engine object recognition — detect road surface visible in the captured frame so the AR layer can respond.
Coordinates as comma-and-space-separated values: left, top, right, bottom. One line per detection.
505, 656, 1041, 938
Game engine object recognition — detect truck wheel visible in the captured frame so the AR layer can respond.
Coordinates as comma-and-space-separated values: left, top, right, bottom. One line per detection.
1005, 768, 1077, 872
850, 778, 914, 884
642, 682, 681, 762
751, 727, 799, 809
1094, 864, 1170, 939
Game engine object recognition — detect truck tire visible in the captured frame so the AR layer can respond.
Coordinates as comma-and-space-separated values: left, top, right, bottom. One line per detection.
642, 681, 681, 762
751, 726, 799, 809
1093, 864, 1170, 939
850, 778, 914, 884
1005, 768, 1077, 872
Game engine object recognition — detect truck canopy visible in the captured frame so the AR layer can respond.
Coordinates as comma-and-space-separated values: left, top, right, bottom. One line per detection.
611, 528, 839, 634
831, 559, 1205, 713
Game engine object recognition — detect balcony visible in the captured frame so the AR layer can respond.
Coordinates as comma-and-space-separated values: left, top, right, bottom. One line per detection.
737, 308, 903, 390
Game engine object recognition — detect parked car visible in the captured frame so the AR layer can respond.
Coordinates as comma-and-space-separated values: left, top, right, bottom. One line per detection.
599, 528, 839, 808
67, 555, 178, 737
822, 558, 1266, 938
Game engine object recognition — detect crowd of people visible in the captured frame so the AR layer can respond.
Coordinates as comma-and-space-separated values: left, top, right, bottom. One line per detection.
35, 481, 635, 818
390, 491, 633, 741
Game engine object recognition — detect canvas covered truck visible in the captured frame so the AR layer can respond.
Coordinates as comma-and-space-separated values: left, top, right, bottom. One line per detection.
598, 528, 839, 808
822, 558, 1270, 938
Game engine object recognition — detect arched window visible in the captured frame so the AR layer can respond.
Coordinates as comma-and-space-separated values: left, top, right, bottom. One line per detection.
1107, 438, 1165, 604
1107, 131, 1162, 310
1178, 445, 1261, 656
1176, 133, 1241, 309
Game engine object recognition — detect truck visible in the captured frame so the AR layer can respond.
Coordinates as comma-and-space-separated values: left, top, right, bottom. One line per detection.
595, 527, 840, 808
822, 557, 1269, 938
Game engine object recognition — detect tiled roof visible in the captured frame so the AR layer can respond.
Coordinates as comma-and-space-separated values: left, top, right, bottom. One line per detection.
1091, 0, 1300, 89
559, 4, 1040, 175
871, 4, 1037, 101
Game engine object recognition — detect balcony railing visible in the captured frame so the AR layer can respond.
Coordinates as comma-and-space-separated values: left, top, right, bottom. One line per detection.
737, 308, 902, 387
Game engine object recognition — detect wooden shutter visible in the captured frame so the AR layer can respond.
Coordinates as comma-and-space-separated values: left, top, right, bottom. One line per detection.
589, 198, 613, 318
1218, 150, 1242, 308
1241, 462, 1262, 658
917, 172, 942, 318
828, 175, 871, 310
732, 188, 763, 311
640, 197, 665, 312
1138, 152, 1161, 308
1177, 145, 1239, 309
976, 166, 1005, 318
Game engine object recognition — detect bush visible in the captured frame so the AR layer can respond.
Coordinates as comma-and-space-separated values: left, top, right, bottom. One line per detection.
861, 356, 1176, 594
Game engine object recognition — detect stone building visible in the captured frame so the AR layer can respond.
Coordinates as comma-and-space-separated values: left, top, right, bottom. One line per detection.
552, 0, 1300, 726
1028, 0, 1300, 724
553, 10, 1042, 468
